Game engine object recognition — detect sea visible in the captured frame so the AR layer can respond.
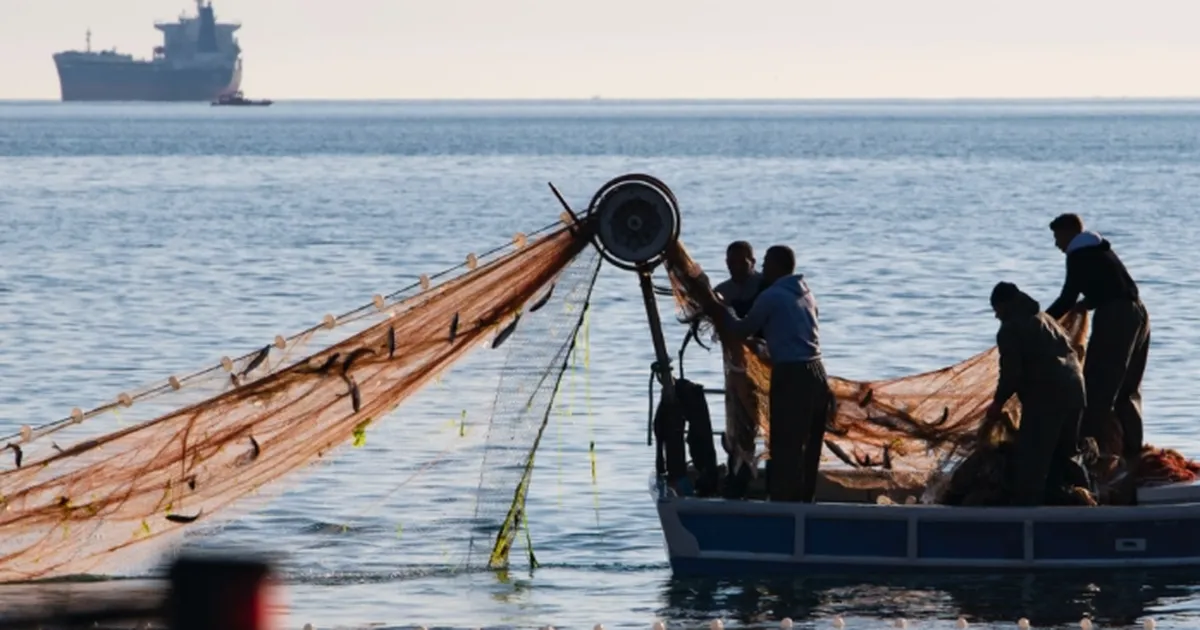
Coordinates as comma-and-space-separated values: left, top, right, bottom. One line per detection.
1, 99, 1199, 630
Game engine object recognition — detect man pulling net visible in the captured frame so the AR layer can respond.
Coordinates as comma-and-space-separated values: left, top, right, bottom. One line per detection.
696, 245, 834, 503
1046, 213, 1151, 477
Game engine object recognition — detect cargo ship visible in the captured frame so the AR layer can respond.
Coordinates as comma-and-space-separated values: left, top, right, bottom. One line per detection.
52, 1, 242, 102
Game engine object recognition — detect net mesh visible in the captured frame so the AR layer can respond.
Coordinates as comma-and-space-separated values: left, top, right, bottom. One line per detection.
467, 245, 602, 568
0, 218, 596, 582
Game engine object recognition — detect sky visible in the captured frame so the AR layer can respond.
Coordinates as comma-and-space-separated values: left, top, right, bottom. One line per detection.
2, 0, 1198, 100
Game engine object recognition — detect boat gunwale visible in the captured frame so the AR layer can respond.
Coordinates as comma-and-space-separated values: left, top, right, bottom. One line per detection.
657, 494, 1200, 521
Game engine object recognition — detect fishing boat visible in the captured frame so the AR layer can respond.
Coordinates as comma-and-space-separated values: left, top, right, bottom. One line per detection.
211, 91, 271, 106
653, 471, 1200, 575
581, 174, 1200, 576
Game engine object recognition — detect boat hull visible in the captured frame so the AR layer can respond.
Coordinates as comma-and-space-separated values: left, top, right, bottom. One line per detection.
53, 53, 240, 102
657, 494, 1200, 575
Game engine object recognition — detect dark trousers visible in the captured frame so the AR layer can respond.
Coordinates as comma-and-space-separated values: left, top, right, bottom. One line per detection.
768, 359, 833, 503
1081, 299, 1150, 462
1013, 402, 1083, 506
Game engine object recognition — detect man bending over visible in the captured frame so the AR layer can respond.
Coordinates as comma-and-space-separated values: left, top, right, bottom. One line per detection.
988, 282, 1088, 506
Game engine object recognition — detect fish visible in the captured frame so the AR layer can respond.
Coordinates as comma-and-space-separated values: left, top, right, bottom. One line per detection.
866, 412, 924, 435
858, 389, 874, 407
7, 444, 21, 468
448, 313, 460, 343
240, 345, 271, 377
166, 512, 201, 524
347, 377, 362, 414
387, 326, 396, 359
824, 421, 850, 437
56, 439, 100, 458
235, 436, 261, 466
492, 314, 521, 349
528, 284, 555, 312
341, 347, 376, 377
186, 476, 197, 491
300, 353, 340, 375
854, 454, 876, 467
824, 440, 859, 468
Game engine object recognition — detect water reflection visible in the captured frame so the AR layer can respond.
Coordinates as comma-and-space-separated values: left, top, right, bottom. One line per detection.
659, 570, 1200, 628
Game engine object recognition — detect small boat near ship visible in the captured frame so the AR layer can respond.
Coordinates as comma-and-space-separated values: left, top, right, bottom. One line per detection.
579, 173, 1200, 577
212, 91, 272, 106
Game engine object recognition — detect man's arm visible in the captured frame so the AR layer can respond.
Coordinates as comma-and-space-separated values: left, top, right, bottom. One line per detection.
1045, 257, 1081, 319
992, 324, 1022, 409
723, 291, 772, 341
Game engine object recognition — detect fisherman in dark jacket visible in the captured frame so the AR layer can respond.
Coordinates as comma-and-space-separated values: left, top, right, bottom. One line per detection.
987, 282, 1088, 506
1045, 214, 1150, 464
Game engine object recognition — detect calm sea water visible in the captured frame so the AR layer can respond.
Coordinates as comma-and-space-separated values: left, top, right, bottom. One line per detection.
2, 100, 1200, 630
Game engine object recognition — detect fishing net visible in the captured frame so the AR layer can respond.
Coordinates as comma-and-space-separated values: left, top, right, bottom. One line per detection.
466, 241, 602, 569
659, 240, 1196, 502
0, 215, 600, 583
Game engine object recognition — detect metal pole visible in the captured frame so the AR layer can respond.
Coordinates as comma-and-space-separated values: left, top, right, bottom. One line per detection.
638, 269, 675, 401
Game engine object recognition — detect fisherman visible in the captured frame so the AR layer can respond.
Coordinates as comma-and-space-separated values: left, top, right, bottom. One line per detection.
1044, 214, 1150, 465
700, 245, 832, 503
712, 241, 765, 498
714, 241, 764, 317
987, 282, 1089, 506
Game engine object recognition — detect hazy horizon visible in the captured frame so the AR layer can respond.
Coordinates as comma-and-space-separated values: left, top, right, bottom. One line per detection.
5, 97, 1200, 103
4, 0, 1198, 100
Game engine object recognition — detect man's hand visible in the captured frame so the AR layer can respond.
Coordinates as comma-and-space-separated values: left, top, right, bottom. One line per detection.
697, 290, 731, 322
748, 338, 770, 362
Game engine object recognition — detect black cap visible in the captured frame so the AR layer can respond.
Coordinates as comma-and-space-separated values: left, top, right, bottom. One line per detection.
990, 281, 1020, 309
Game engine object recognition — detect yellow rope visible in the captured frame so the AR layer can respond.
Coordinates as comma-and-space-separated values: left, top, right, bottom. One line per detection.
582, 309, 600, 525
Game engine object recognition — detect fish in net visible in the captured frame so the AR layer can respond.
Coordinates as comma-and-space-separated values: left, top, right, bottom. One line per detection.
0, 213, 600, 582
659, 239, 1197, 503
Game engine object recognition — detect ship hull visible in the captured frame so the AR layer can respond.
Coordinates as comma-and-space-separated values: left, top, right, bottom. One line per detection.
53, 55, 240, 102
